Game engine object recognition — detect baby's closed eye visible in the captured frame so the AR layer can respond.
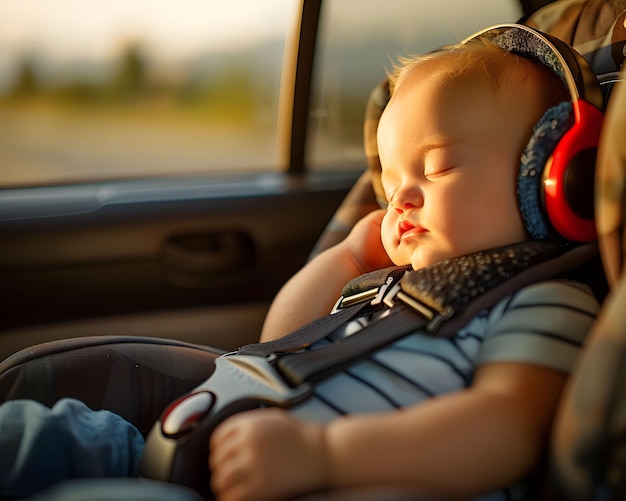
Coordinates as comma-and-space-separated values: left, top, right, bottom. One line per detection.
424, 164, 457, 179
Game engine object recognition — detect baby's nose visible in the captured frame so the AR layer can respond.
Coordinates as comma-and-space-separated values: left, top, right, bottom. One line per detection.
395, 201, 417, 215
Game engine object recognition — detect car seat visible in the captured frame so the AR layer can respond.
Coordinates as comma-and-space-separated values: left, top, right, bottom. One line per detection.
0, 1, 625, 500
547, 66, 626, 501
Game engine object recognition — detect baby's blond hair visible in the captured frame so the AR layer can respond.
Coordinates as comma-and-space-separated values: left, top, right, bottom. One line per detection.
388, 36, 569, 111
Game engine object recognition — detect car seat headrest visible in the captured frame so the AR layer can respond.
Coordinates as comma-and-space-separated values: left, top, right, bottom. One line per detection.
366, 23, 605, 243
550, 66, 626, 501
363, 79, 390, 209
596, 75, 626, 286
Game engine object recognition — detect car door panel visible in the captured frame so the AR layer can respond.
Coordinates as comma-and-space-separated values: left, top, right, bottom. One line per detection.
0, 171, 359, 360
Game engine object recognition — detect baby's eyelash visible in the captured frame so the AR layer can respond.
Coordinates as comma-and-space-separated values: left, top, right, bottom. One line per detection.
424, 165, 455, 178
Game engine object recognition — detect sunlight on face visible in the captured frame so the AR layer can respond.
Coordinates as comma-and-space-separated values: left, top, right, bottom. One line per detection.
378, 58, 537, 270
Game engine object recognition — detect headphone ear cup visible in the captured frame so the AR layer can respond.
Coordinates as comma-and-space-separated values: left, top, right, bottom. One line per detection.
518, 102, 574, 241
543, 99, 603, 242
518, 100, 603, 242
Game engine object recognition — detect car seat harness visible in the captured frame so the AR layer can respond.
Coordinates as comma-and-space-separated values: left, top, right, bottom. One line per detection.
139, 239, 596, 497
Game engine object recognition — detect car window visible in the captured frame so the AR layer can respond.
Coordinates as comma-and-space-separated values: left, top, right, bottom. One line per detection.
0, 0, 298, 187
308, 0, 523, 171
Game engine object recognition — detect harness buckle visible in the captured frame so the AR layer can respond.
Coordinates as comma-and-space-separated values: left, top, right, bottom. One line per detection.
160, 354, 312, 439
381, 286, 454, 334
332, 267, 454, 333
332, 287, 379, 312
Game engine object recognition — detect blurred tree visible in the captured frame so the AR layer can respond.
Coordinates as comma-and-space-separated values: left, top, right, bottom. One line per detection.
109, 44, 148, 102
10, 58, 39, 98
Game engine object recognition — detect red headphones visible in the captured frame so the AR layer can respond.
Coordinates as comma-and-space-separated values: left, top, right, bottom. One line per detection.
468, 24, 604, 242
543, 94, 603, 241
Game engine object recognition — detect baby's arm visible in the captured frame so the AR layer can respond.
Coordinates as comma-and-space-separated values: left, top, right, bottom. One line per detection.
208, 361, 566, 500
260, 209, 393, 342
321, 361, 565, 496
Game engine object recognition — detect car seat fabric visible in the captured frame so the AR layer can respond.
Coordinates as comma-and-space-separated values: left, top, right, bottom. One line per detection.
0, 337, 221, 436
549, 69, 626, 501
24, 480, 420, 501
27, 478, 205, 501
526, 0, 626, 90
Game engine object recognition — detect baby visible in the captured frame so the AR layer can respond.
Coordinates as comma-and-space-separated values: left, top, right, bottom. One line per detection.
208, 35, 597, 501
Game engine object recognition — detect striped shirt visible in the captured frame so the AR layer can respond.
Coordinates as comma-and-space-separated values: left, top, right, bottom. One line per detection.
288, 279, 599, 501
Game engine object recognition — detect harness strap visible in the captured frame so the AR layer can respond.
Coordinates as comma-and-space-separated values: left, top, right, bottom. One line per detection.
275, 242, 598, 387
276, 304, 423, 386
239, 266, 408, 357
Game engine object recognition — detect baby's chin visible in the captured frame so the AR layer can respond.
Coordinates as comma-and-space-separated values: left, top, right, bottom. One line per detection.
408, 248, 455, 271
387, 243, 458, 271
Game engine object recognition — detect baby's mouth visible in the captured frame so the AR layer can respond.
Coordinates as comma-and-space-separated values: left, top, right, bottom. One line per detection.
398, 219, 425, 239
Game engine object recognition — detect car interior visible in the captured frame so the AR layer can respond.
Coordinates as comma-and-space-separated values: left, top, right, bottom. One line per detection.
0, 0, 529, 362
1, 0, 626, 499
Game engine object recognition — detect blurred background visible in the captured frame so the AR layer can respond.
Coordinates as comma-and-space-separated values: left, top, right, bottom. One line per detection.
0, 0, 521, 187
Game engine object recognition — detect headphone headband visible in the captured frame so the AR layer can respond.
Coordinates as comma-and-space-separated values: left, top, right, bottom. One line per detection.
465, 24, 603, 110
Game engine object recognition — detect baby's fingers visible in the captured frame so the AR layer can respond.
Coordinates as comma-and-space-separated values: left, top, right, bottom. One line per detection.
210, 456, 248, 500
209, 411, 268, 498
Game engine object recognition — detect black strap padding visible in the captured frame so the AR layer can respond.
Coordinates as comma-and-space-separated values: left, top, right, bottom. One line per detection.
399, 240, 573, 317
437, 241, 598, 338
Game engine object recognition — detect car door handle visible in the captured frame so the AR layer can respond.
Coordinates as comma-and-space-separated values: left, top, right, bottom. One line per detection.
163, 230, 255, 287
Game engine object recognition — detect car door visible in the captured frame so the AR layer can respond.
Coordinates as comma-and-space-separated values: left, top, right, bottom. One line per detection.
0, 0, 524, 362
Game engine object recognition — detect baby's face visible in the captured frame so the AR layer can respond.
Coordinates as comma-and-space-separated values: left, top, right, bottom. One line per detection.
378, 61, 541, 269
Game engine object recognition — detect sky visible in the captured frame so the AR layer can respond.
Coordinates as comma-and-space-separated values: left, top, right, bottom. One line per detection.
0, 0, 298, 65
0, 0, 520, 61
0, 0, 521, 91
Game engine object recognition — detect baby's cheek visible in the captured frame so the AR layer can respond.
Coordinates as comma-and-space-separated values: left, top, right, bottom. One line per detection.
380, 215, 396, 253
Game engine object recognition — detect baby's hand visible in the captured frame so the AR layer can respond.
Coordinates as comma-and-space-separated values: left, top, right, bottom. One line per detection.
344, 209, 395, 273
209, 408, 329, 501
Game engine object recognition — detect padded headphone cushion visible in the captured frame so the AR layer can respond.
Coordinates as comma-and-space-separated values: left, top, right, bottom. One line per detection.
518, 101, 574, 240
492, 28, 567, 86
